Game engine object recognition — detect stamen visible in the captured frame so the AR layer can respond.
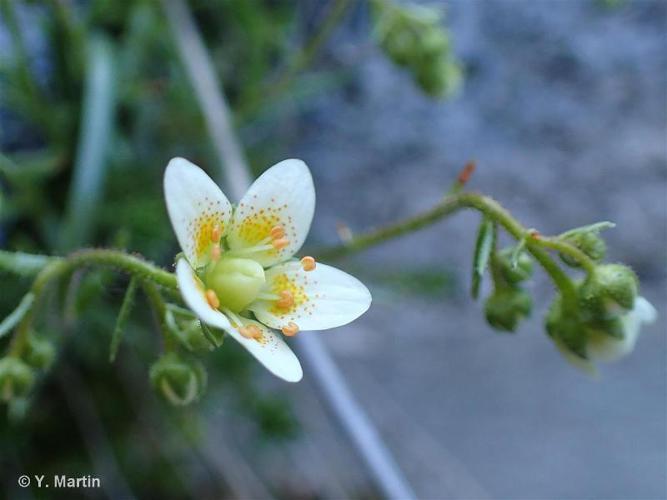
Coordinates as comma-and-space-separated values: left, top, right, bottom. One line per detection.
210, 245, 221, 261
221, 307, 243, 327
272, 237, 289, 250
205, 289, 220, 309
227, 243, 274, 256
239, 324, 262, 339
300, 256, 316, 272
210, 224, 222, 243
281, 322, 299, 337
276, 290, 294, 309
270, 225, 285, 240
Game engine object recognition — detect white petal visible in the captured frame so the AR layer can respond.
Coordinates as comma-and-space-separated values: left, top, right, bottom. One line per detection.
588, 296, 657, 362
165, 158, 232, 268
176, 258, 232, 330
634, 296, 657, 324
224, 320, 303, 383
586, 330, 631, 362
227, 159, 315, 267
250, 262, 372, 331
176, 259, 303, 382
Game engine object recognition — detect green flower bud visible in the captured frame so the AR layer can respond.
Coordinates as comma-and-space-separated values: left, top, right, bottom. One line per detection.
545, 295, 589, 359
381, 28, 417, 67
578, 264, 638, 320
149, 353, 207, 406
0, 357, 34, 402
204, 257, 265, 313
559, 231, 606, 267
24, 333, 56, 370
546, 293, 657, 375
497, 248, 534, 284
373, 1, 462, 99
484, 287, 532, 332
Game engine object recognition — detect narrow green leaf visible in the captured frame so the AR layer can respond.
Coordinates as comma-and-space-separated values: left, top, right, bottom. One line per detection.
0, 293, 34, 339
559, 221, 616, 239
109, 277, 138, 362
59, 35, 117, 251
510, 237, 527, 270
472, 217, 494, 299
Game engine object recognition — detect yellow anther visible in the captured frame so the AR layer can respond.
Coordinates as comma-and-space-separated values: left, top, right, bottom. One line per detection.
300, 256, 316, 272
210, 224, 222, 243
205, 289, 220, 309
270, 225, 285, 240
239, 324, 262, 339
281, 322, 299, 337
210, 245, 221, 261
276, 290, 294, 309
272, 237, 289, 250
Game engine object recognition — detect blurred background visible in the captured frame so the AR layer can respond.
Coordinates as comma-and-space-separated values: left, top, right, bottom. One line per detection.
0, 0, 665, 499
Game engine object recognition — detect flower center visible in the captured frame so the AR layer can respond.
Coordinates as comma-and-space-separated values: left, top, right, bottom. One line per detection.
204, 257, 266, 313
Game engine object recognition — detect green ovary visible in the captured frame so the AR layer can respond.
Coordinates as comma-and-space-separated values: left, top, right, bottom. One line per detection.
205, 257, 265, 313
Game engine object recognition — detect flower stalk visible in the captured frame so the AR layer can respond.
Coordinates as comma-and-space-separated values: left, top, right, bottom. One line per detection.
317, 191, 580, 303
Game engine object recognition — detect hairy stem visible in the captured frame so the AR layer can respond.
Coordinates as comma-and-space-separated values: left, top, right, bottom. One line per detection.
7, 249, 176, 357
318, 191, 579, 303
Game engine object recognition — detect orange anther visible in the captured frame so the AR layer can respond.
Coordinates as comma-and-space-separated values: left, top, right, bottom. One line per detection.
239, 324, 262, 339
210, 245, 221, 261
276, 290, 294, 309
281, 322, 299, 337
205, 289, 220, 309
272, 237, 289, 250
300, 256, 316, 271
270, 225, 285, 240
210, 224, 222, 243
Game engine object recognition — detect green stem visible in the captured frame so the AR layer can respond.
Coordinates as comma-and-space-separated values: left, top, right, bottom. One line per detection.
533, 236, 597, 274
6, 249, 177, 357
318, 191, 578, 303
66, 249, 177, 289
142, 280, 176, 352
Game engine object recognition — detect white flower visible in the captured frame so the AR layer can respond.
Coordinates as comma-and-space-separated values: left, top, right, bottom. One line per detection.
164, 158, 372, 382
555, 296, 658, 375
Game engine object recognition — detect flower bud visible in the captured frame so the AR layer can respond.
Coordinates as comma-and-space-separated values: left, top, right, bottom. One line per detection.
484, 287, 532, 332
545, 295, 589, 360
578, 264, 638, 320
24, 333, 56, 370
149, 353, 207, 406
373, 1, 462, 98
0, 357, 34, 402
497, 248, 534, 284
204, 257, 265, 313
547, 293, 657, 374
559, 231, 606, 267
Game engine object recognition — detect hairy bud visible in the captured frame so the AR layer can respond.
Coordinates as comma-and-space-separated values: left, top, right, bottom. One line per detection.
578, 264, 638, 320
24, 333, 56, 370
484, 287, 532, 332
559, 232, 606, 267
497, 248, 534, 284
373, 1, 462, 98
149, 353, 207, 406
0, 357, 34, 402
